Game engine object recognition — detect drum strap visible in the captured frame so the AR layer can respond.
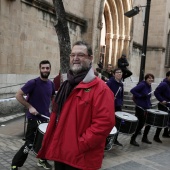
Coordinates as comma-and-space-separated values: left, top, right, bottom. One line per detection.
136, 105, 145, 111
37, 120, 43, 125
136, 105, 147, 116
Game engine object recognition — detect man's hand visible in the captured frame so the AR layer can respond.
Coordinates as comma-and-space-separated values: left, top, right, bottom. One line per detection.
161, 101, 167, 105
28, 106, 38, 116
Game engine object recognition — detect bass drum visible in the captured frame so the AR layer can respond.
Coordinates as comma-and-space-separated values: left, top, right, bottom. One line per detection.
146, 109, 168, 128
115, 111, 138, 134
33, 123, 48, 155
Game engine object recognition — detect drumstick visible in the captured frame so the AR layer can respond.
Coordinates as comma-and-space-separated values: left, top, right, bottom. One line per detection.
148, 90, 155, 95
115, 87, 121, 98
37, 113, 50, 120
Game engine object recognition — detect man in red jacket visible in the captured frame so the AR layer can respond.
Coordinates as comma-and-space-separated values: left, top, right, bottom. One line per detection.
38, 41, 115, 170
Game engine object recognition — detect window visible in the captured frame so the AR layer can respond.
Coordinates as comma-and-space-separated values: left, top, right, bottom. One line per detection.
165, 30, 170, 68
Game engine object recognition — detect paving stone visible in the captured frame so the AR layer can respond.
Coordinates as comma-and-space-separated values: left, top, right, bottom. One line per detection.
0, 117, 170, 170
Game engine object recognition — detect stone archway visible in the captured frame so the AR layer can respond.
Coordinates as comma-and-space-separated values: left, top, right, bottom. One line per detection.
100, 0, 132, 68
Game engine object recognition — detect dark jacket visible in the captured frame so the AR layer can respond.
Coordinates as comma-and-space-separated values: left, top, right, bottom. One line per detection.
154, 78, 170, 107
101, 70, 112, 82
130, 81, 152, 109
107, 77, 124, 107
118, 57, 129, 69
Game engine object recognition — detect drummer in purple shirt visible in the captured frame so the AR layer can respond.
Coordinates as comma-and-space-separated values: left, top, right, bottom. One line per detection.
130, 73, 154, 147
153, 71, 170, 143
11, 60, 55, 170
106, 68, 124, 148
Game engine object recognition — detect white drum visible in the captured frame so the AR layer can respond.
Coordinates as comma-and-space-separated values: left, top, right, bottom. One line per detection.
146, 109, 168, 128
109, 126, 117, 136
115, 111, 138, 134
33, 123, 48, 155
105, 126, 118, 151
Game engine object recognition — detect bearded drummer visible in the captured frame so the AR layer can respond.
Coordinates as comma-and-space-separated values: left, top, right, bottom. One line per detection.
153, 71, 170, 143
130, 73, 154, 147
11, 60, 55, 170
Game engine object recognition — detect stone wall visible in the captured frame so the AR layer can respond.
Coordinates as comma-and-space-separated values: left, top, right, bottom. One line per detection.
130, 0, 170, 81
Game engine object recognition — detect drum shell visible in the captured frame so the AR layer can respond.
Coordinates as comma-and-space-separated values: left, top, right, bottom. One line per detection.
33, 123, 47, 155
146, 110, 169, 128
115, 112, 138, 134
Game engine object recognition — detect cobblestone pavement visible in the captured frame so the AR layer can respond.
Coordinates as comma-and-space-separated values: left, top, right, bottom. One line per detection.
0, 116, 170, 170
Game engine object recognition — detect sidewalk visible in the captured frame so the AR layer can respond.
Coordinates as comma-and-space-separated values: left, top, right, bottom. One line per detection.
0, 116, 170, 170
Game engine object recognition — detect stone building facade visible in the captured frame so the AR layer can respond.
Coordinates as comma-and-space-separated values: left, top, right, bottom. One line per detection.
0, 0, 170, 97
130, 0, 170, 81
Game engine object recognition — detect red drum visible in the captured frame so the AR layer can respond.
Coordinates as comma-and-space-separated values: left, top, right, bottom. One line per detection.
146, 109, 168, 128
33, 123, 48, 155
115, 112, 138, 134
105, 127, 117, 151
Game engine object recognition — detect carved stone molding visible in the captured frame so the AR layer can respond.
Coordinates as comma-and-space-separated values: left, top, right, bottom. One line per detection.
21, 0, 86, 28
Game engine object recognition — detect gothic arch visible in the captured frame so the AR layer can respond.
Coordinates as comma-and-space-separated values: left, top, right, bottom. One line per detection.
101, 0, 132, 67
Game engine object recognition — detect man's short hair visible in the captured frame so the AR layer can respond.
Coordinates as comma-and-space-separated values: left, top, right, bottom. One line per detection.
121, 54, 126, 57
113, 68, 122, 74
39, 60, 51, 68
107, 64, 112, 68
73, 41, 93, 56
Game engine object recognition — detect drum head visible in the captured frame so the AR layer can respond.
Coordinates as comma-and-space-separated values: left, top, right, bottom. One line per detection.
38, 123, 48, 134
115, 111, 138, 122
147, 109, 168, 115
110, 126, 117, 135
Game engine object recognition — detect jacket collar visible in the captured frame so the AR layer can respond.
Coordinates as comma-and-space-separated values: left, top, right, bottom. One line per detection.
83, 67, 96, 83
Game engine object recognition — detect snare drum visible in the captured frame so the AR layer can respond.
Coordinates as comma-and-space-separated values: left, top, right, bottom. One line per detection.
115, 111, 138, 134
33, 123, 48, 155
146, 109, 168, 128
105, 127, 117, 151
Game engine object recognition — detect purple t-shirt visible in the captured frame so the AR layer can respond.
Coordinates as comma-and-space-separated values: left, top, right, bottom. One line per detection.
22, 77, 55, 121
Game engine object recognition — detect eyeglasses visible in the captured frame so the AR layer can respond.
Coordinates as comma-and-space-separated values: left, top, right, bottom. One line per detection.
115, 72, 122, 74
70, 53, 88, 58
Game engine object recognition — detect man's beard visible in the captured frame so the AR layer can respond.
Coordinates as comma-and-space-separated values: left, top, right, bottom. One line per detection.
70, 61, 91, 74
40, 72, 50, 78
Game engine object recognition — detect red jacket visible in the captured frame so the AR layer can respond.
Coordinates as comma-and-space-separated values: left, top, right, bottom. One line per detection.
38, 77, 115, 170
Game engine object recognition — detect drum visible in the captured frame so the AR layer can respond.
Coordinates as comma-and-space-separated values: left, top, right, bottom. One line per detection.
146, 109, 169, 127
105, 127, 117, 151
33, 123, 48, 155
115, 111, 138, 134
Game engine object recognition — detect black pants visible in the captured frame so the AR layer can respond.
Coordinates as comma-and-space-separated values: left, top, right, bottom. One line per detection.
12, 119, 41, 167
132, 106, 150, 139
155, 103, 169, 137
55, 161, 80, 170
122, 68, 132, 80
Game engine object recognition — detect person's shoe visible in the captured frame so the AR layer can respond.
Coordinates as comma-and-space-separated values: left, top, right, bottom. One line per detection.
11, 166, 18, 170
130, 138, 139, 146
104, 143, 112, 151
162, 133, 170, 138
142, 137, 152, 144
37, 159, 52, 169
114, 140, 123, 146
153, 136, 162, 143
